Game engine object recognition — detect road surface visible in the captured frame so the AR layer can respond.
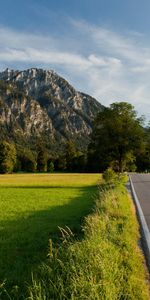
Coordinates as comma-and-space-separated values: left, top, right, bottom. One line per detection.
130, 173, 150, 231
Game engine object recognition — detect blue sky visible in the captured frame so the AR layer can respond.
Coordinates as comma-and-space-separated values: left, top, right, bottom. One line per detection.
1, 0, 150, 120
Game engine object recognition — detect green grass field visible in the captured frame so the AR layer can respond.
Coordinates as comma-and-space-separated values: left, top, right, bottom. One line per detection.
0, 173, 100, 298
29, 183, 150, 300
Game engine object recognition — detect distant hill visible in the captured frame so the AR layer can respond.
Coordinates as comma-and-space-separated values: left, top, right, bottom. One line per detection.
0, 68, 103, 153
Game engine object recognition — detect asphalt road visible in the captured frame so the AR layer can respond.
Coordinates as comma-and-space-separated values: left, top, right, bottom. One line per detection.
130, 173, 150, 231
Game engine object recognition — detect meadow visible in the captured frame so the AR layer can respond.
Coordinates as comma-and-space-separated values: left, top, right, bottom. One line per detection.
29, 182, 150, 300
0, 173, 100, 298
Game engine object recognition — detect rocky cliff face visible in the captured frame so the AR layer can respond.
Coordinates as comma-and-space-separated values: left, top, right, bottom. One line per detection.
0, 68, 103, 151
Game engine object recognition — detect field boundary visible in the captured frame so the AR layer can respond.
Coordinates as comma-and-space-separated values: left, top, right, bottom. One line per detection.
129, 175, 150, 271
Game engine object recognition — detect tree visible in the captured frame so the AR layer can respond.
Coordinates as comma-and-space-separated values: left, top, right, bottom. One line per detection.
0, 141, 16, 173
70, 152, 86, 172
136, 126, 150, 172
88, 102, 145, 172
55, 156, 67, 171
48, 161, 55, 173
37, 148, 47, 172
65, 140, 77, 171
19, 149, 36, 172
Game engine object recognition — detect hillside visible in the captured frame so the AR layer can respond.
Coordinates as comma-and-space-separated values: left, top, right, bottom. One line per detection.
0, 68, 103, 153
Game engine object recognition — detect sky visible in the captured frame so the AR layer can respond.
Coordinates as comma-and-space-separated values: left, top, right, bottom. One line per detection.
1, 0, 150, 121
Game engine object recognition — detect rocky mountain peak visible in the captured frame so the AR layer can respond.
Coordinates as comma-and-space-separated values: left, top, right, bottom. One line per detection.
0, 68, 18, 81
0, 68, 103, 152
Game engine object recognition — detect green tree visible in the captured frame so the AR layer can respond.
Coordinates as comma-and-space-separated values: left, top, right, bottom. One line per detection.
55, 156, 67, 171
0, 141, 16, 173
136, 125, 150, 172
70, 152, 86, 172
65, 140, 77, 171
48, 161, 55, 173
37, 148, 47, 172
19, 149, 36, 172
88, 102, 145, 172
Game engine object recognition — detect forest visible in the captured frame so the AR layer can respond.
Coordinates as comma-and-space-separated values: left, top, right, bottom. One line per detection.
0, 102, 149, 174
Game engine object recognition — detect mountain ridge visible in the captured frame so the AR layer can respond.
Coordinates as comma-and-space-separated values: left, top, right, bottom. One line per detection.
0, 68, 103, 153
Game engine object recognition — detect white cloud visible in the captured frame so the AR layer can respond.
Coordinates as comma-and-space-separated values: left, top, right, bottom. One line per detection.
0, 47, 91, 70
1, 22, 150, 121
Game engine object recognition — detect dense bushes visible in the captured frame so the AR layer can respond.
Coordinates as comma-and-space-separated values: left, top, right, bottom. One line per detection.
103, 168, 128, 185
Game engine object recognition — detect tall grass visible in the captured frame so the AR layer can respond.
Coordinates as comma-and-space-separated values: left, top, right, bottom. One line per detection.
28, 184, 149, 300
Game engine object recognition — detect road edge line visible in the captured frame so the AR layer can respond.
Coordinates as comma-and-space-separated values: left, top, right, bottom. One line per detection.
129, 175, 150, 271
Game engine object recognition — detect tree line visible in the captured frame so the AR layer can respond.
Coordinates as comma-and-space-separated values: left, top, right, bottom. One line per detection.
0, 140, 86, 174
0, 102, 150, 174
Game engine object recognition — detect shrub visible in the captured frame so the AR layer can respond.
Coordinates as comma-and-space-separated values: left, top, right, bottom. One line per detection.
103, 168, 128, 187
103, 167, 117, 183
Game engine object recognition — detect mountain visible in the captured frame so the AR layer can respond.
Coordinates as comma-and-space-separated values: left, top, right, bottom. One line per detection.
0, 68, 103, 153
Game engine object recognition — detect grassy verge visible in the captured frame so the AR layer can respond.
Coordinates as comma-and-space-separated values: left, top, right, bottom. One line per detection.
28, 183, 150, 300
